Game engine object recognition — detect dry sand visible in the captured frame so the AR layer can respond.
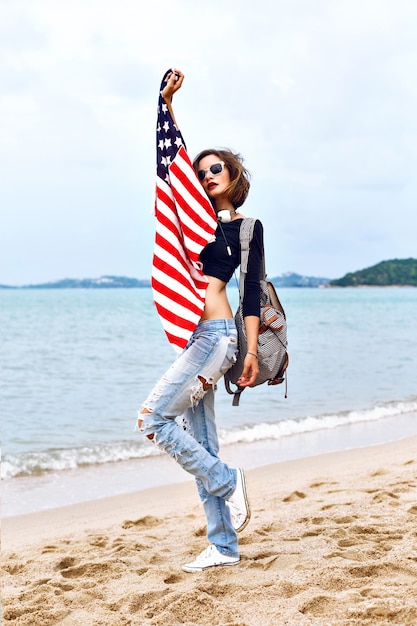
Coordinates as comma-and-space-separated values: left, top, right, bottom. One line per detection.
2, 435, 417, 625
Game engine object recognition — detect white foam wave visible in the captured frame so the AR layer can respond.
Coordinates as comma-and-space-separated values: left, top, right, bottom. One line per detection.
1, 441, 161, 480
218, 399, 417, 445
3, 398, 416, 479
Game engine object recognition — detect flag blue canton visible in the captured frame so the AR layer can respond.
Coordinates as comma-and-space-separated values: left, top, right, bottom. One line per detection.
156, 71, 186, 182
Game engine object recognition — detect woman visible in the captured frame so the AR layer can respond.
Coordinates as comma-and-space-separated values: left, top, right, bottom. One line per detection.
138, 69, 264, 573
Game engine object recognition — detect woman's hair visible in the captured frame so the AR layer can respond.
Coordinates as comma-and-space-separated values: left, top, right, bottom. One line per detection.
192, 148, 251, 209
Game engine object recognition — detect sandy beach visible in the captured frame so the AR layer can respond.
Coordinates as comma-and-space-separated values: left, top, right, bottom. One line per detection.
2, 435, 417, 625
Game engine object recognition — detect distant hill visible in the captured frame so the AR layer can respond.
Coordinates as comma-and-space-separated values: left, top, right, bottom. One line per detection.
329, 258, 417, 287
0, 272, 331, 289
3, 262, 415, 289
269, 272, 330, 288
11, 276, 151, 289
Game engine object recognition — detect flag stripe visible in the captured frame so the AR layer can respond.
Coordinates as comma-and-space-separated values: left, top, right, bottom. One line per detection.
153, 297, 199, 334
151, 270, 205, 317
154, 233, 208, 291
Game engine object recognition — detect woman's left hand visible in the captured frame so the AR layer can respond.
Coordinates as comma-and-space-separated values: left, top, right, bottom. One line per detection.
237, 353, 259, 387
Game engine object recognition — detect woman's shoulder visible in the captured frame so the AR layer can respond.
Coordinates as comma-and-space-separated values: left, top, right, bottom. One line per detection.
228, 216, 263, 234
236, 215, 264, 231
235, 213, 262, 222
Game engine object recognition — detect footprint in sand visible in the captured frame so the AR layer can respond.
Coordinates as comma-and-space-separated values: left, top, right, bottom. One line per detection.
59, 562, 107, 579
87, 534, 108, 548
283, 490, 307, 502
41, 544, 59, 554
301, 528, 323, 537
321, 503, 353, 511
55, 556, 78, 571
309, 481, 339, 489
163, 573, 182, 584
2, 562, 26, 575
255, 521, 284, 536
337, 538, 356, 547
369, 468, 389, 477
299, 594, 339, 617
372, 491, 400, 504
248, 551, 280, 570
333, 515, 358, 524
122, 515, 161, 529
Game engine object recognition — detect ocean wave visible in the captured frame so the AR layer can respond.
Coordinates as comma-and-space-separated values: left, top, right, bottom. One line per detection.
1, 441, 162, 480
218, 398, 417, 445
3, 398, 416, 479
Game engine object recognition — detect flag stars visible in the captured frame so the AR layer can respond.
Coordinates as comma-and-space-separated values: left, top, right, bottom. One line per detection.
164, 138, 172, 149
163, 120, 170, 132
160, 155, 172, 168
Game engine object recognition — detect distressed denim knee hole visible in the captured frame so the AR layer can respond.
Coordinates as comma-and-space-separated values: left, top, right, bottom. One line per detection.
191, 376, 210, 407
138, 409, 155, 440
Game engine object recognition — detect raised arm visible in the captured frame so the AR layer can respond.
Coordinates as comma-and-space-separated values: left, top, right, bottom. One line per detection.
160, 69, 185, 129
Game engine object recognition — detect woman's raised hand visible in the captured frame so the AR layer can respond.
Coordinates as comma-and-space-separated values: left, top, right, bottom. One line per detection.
161, 69, 184, 103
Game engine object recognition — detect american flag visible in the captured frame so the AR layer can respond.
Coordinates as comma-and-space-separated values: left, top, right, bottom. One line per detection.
152, 70, 218, 351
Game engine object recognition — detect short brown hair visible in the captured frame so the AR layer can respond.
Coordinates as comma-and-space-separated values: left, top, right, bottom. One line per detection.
193, 148, 251, 209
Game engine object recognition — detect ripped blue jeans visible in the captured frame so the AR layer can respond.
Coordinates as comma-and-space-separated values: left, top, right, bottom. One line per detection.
139, 319, 239, 557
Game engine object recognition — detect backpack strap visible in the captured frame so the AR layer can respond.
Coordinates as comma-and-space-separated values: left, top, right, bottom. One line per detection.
239, 217, 256, 275
224, 378, 245, 406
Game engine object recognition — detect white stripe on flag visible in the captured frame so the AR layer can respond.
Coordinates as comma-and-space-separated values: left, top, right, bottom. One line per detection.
153, 291, 200, 327
151, 265, 206, 309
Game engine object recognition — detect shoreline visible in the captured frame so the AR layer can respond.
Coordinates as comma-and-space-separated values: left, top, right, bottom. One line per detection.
4, 434, 417, 551
3, 411, 417, 519
3, 435, 417, 625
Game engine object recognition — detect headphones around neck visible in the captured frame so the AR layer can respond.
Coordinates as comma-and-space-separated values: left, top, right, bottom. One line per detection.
217, 210, 234, 223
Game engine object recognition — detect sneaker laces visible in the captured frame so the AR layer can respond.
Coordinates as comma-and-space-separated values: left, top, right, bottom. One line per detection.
195, 545, 217, 563
227, 500, 245, 525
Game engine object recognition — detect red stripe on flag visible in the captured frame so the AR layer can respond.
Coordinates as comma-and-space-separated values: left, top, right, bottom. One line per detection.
154, 233, 208, 291
153, 298, 198, 333
151, 275, 204, 317
153, 257, 207, 296
164, 330, 188, 351
156, 185, 176, 214
156, 191, 213, 259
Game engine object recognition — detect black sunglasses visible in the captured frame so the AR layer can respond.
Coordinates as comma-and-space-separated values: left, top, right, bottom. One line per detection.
197, 161, 225, 181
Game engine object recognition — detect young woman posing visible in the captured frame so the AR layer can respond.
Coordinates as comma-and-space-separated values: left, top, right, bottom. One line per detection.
138, 69, 264, 573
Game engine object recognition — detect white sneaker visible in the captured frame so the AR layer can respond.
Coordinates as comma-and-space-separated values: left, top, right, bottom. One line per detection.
182, 545, 240, 573
227, 468, 251, 532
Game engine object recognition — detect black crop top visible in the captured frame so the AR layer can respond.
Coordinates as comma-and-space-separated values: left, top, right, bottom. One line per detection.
199, 218, 264, 318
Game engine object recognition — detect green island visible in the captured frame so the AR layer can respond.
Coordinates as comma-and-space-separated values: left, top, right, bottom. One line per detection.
329, 258, 417, 287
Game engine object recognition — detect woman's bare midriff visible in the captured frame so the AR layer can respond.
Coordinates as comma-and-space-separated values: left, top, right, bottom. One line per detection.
199, 276, 233, 321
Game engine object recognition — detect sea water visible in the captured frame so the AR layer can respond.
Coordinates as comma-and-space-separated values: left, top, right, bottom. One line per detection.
2, 287, 417, 515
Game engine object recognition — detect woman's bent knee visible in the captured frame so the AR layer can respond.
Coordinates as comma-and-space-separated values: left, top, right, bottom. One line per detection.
138, 408, 154, 440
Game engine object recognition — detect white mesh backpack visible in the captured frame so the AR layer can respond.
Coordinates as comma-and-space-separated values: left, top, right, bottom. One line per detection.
224, 217, 289, 406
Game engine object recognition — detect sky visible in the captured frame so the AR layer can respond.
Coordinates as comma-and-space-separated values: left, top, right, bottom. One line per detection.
1, 0, 417, 285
